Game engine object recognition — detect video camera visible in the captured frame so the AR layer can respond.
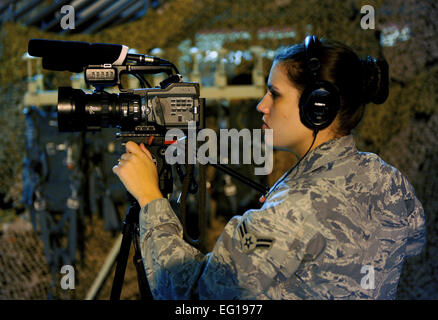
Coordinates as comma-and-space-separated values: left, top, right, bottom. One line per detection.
27, 39, 267, 251
28, 39, 205, 196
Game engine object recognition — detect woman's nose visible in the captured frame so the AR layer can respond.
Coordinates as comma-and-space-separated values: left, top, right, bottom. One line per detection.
256, 94, 269, 114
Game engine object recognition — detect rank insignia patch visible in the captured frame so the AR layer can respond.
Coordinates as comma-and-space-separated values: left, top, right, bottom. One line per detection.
238, 220, 274, 253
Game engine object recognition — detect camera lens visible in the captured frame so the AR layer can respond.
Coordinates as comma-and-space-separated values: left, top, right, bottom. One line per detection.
57, 87, 142, 132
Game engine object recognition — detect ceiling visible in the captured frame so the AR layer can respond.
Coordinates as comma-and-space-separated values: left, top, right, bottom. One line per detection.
0, 0, 161, 34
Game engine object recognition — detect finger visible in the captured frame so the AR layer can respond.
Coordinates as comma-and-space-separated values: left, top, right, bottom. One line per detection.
120, 153, 132, 161
125, 141, 144, 156
139, 143, 153, 161
116, 159, 126, 166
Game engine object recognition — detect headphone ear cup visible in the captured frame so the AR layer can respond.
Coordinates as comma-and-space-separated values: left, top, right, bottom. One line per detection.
299, 81, 340, 130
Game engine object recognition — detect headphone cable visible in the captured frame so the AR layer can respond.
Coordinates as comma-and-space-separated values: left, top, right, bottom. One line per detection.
259, 129, 319, 204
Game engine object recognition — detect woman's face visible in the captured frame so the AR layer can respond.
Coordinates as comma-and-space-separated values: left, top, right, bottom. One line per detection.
257, 61, 315, 157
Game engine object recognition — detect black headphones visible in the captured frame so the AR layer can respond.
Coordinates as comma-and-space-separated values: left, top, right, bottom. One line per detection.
299, 35, 340, 131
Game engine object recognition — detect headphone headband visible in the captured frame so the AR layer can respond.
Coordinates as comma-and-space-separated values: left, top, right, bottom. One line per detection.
305, 35, 321, 80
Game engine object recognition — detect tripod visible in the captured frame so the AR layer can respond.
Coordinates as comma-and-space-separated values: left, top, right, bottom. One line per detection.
109, 163, 202, 300
108, 161, 268, 300
110, 195, 152, 300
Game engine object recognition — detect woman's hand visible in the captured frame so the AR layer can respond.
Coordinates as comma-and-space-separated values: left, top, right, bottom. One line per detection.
112, 141, 163, 208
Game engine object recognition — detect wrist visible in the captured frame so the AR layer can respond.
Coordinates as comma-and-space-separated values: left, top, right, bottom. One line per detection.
138, 190, 164, 208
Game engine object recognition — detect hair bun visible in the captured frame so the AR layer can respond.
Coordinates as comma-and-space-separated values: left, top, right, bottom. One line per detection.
360, 56, 389, 105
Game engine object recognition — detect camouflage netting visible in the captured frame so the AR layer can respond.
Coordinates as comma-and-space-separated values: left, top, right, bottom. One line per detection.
0, 0, 437, 299
0, 211, 141, 300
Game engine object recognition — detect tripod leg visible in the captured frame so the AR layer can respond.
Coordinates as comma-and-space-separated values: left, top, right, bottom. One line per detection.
110, 199, 154, 300
133, 224, 153, 300
110, 220, 133, 300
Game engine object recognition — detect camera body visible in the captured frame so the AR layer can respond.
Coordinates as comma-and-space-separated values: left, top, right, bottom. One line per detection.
58, 80, 205, 134
28, 39, 205, 196
28, 38, 205, 136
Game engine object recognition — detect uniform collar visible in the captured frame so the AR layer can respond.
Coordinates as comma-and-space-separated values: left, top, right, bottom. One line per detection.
285, 134, 358, 182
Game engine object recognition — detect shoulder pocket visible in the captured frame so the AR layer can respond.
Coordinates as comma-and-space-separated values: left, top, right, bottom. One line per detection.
301, 232, 326, 262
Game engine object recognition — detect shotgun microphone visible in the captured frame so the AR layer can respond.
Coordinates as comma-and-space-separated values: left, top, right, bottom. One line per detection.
28, 39, 129, 72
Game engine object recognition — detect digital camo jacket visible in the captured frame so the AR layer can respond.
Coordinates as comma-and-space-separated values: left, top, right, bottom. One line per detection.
139, 134, 426, 299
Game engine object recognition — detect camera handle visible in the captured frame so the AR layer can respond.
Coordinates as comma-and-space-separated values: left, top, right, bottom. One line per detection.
179, 162, 208, 251
210, 163, 269, 195
179, 162, 269, 251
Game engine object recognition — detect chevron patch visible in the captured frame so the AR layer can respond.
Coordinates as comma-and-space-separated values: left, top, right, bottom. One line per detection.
238, 220, 274, 253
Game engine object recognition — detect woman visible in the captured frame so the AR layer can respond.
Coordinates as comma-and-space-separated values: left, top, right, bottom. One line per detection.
113, 36, 426, 299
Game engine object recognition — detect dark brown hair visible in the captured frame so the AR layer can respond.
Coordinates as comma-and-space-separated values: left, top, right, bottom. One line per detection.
274, 38, 389, 136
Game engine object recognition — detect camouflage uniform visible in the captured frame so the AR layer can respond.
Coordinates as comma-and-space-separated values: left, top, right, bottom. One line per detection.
139, 134, 426, 299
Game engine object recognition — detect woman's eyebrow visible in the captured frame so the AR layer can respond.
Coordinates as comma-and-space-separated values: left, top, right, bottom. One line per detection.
267, 84, 280, 92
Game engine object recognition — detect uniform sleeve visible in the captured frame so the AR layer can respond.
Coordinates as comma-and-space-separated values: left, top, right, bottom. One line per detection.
139, 198, 205, 300
404, 193, 426, 258
139, 188, 325, 300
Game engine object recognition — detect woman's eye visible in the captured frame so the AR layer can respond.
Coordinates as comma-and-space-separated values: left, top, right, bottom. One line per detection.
270, 91, 278, 99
